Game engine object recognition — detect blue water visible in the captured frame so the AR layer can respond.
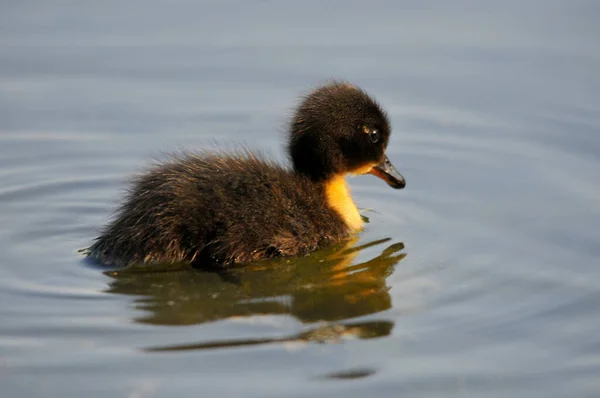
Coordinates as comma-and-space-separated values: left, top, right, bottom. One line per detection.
1, 1, 599, 397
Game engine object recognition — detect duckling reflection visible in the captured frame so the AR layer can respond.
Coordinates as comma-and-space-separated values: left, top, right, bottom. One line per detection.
106, 235, 405, 323
145, 321, 394, 352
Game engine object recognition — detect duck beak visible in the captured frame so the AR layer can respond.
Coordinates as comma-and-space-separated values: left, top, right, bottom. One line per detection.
369, 155, 406, 189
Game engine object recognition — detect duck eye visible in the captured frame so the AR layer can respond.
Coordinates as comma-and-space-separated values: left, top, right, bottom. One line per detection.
369, 129, 380, 143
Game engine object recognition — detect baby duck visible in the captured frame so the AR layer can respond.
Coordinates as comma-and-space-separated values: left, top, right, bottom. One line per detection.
88, 82, 405, 268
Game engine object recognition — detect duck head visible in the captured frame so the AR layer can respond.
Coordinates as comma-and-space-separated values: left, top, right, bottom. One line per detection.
288, 82, 405, 189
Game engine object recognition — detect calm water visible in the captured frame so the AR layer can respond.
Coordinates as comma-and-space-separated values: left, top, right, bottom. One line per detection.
1, 1, 599, 397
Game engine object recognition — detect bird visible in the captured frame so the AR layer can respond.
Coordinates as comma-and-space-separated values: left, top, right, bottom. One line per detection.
86, 81, 405, 268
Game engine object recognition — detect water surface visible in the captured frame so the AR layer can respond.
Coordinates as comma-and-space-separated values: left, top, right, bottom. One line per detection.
1, 1, 599, 397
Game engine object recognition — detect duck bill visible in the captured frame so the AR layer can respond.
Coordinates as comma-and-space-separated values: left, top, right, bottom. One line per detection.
369, 155, 406, 189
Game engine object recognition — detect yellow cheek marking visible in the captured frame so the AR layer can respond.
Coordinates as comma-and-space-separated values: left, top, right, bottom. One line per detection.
325, 175, 363, 232
350, 162, 376, 175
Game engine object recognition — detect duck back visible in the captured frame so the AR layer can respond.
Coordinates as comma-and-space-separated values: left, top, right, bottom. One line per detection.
88, 151, 350, 267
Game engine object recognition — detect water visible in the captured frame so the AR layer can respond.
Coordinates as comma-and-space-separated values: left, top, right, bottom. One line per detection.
1, 1, 599, 397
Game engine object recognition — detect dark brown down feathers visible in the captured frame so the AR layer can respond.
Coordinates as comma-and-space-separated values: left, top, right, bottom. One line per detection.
88, 151, 349, 267
87, 81, 402, 268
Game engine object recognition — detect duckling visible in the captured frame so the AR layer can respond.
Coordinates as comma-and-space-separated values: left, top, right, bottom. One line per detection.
87, 82, 405, 268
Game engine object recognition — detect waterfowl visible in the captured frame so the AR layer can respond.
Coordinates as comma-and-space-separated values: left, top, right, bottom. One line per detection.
87, 82, 405, 268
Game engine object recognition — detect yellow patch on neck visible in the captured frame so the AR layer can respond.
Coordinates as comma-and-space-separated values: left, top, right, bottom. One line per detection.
325, 175, 363, 231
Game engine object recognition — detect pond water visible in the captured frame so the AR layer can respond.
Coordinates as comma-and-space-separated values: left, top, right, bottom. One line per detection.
1, 1, 599, 397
